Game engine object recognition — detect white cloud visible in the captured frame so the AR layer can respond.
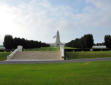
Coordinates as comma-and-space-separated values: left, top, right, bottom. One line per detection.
71, 0, 111, 29
0, 0, 111, 45
0, 4, 28, 44
0, 0, 74, 44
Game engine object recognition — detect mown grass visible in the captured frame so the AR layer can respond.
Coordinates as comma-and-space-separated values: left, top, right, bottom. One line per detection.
65, 51, 111, 59
24, 47, 60, 51
24, 46, 76, 51
64, 46, 76, 49
0, 52, 10, 61
0, 61, 111, 85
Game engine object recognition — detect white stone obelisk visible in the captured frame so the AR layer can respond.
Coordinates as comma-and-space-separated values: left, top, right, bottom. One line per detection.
55, 30, 63, 46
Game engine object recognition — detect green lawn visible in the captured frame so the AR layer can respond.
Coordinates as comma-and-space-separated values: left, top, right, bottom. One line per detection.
64, 46, 76, 49
0, 52, 10, 61
0, 61, 111, 85
65, 51, 111, 59
24, 47, 60, 51
24, 46, 76, 51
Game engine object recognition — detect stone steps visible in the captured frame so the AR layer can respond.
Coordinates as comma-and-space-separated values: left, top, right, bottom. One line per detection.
10, 51, 61, 60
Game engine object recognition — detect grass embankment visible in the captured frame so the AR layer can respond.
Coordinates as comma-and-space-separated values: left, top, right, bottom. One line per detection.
0, 52, 10, 61
64, 47, 76, 49
0, 61, 111, 85
65, 51, 111, 59
24, 47, 60, 51
24, 46, 76, 51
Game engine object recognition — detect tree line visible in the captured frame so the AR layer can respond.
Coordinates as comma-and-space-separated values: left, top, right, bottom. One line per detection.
3, 34, 111, 50
66, 34, 94, 48
104, 35, 111, 48
3, 35, 50, 49
66, 34, 111, 49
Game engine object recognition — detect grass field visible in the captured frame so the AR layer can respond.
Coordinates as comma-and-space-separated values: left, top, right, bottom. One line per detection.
0, 52, 10, 61
24, 46, 76, 51
65, 51, 111, 59
0, 61, 111, 85
64, 47, 76, 49
24, 47, 60, 51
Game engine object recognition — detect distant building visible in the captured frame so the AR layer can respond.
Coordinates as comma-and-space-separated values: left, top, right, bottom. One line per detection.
92, 45, 107, 49
0, 46, 5, 51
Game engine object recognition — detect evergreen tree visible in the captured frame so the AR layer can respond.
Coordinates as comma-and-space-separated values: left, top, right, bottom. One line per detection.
66, 34, 94, 48
3, 35, 13, 49
3, 35, 50, 49
104, 35, 111, 48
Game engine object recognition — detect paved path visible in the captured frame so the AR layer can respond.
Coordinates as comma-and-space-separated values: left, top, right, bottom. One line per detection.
0, 57, 111, 64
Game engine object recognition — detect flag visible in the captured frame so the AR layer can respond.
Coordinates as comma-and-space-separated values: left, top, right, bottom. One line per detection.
53, 35, 56, 39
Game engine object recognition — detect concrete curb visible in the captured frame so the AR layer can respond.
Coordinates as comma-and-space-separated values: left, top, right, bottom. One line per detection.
0, 57, 111, 64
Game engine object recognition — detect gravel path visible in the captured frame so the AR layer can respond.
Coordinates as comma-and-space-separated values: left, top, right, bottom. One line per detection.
0, 57, 111, 64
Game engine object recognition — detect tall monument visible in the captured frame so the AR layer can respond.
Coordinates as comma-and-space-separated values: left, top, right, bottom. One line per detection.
55, 30, 63, 46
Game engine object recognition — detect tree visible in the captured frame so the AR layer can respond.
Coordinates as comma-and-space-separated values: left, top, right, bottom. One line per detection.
104, 35, 111, 48
84, 34, 94, 48
3, 35, 13, 49
3, 35, 50, 49
66, 34, 94, 48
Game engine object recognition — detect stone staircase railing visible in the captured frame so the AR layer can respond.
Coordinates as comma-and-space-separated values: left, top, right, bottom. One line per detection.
7, 45, 23, 60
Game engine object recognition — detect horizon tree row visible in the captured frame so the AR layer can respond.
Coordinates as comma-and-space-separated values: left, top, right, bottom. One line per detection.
65, 34, 94, 48
104, 35, 111, 48
3, 35, 50, 49
66, 34, 111, 49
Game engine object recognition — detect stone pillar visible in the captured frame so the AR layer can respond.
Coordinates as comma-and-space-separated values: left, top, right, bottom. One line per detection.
60, 45, 64, 58
17, 45, 23, 52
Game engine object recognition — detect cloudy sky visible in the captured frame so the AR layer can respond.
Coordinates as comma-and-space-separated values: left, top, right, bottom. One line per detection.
0, 0, 111, 45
